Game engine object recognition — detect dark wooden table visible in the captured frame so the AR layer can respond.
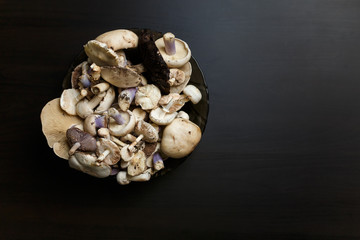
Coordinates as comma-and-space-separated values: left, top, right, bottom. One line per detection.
1, 0, 360, 239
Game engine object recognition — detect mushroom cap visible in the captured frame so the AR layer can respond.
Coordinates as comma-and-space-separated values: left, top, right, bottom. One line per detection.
69, 152, 111, 178
183, 84, 202, 104
120, 144, 134, 162
108, 109, 136, 137
60, 89, 83, 115
160, 118, 202, 158
135, 84, 161, 110
169, 62, 192, 93
134, 120, 159, 143
155, 37, 191, 68
94, 86, 116, 113
40, 98, 83, 160
149, 107, 177, 125
96, 138, 121, 165
95, 29, 138, 51
100, 66, 142, 88
116, 171, 131, 185
66, 127, 97, 152
127, 150, 147, 176
84, 40, 125, 67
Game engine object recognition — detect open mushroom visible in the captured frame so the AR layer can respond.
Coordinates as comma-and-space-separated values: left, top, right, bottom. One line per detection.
118, 87, 137, 111
170, 62, 192, 93
84, 40, 126, 67
149, 107, 177, 125
127, 150, 147, 176
108, 108, 136, 137
76, 91, 106, 118
96, 138, 121, 165
69, 152, 111, 178
134, 120, 159, 143
155, 32, 191, 68
60, 88, 85, 115
40, 98, 83, 160
160, 118, 202, 158
135, 84, 161, 110
83, 114, 108, 136
95, 29, 138, 51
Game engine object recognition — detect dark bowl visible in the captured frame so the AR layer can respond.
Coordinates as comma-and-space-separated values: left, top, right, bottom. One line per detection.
62, 29, 209, 179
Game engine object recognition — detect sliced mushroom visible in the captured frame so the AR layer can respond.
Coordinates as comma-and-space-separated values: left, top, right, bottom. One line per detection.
160, 118, 201, 158
40, 98, 83, 160
76, 91, 106, 118
95, 29, 138, 51
155, 32, 191, 68
108, 108, 136, 137
135, 84, 161, 110
96, 138, 121, 165
69, 152, 111, 178
149, 107, 177, 125
84, 114, 107, 136
60, 89, 85, 115
84, 40, 126, 67
100, 66, 142, 88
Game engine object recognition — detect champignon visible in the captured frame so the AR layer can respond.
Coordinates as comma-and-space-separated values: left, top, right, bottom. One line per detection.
100, 66, 142, 88
176, 111, 189, 120
132, 107, 147, 121
158, 93, 189, 114
40, 98, 83, 160
183, 85, 202, 104
84, 114, 107, 136
160, 118, 201, 158
69, 152, 111, 178
96, 138, 121, 165
108, 108, 136, 137
95, 29, 138, 51
66, 127, 97, 155
60, 89, 85, 115
167, 68, 185, 86
135, 84, 161, 110
155, 32, 191, 68
84, 40, 126, 67
149, 107, 177, 125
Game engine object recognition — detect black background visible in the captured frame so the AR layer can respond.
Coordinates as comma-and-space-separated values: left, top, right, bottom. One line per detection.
1, 0, 360, 239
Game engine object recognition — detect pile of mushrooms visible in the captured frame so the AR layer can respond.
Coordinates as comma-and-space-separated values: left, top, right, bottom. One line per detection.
40, 29, 202, 185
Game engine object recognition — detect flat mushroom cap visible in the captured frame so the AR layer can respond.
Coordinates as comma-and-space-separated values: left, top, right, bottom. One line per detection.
60, 89, 82, 115
84, 40, 125, 67
149, 107, 177, 125
69, 152, 111, 178
100, 66, 142, 88
95, 29, 138, 51
155, 37, 191, 68
160, 118, 202, 158
40, 98, 83, 160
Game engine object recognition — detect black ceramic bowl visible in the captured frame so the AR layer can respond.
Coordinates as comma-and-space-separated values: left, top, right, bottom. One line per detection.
63, 29, 209, 179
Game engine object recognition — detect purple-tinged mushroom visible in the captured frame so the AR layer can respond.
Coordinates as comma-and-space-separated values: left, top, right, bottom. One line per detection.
152, 152, 164, 171
66, 126, 97, 155
118, 87, 137, 111
163, 32, 176, 55
84, 114, 108, 136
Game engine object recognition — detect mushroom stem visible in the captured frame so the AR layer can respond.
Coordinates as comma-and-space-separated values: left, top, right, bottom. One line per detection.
108, 108, 125, 124
128, 134, 144, 152
163, 32, 176, 55
98, 149, 111, 161
162, 98, 175, 113
69, 142, 81, 155
91, 82, 110, 94
119, 87, 138, 111
80, 89, 88, 97
88, 91, 106, 109
153, 152, 164, 170
110, 136, 127, 147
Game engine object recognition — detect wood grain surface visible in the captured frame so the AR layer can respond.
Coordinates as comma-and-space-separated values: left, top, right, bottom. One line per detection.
1, 0, 360, 239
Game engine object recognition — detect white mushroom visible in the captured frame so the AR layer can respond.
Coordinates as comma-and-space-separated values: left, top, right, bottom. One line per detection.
127, 150, 147, 176
91, 82, 110, 94
176, 111, 189, 120
183, 85, 202, 104
170, 62, 192, 93
94, 87, 116, 113
76, 91, 106, 118
84, 40, 126, 67
83, 114, 107, 136
60, 89, 85, 115
97, 128, 111, 139
158, 93, 189, 114
167, 68, 185, 86
155, 32, 191, 68
120, 144, 134, 162
108, 108, 136, 137
116, 170, 151, 185
116, 171, 131, 185
134, 120, 159, 143
132, 108, 147, 122
69, 152, 111, 178
95, 29, 138, 51
96, 138, 121, 165
149, 107, 177, 125
160, 118, 202, 158
135, 84, 161, 110
40, 98, 83, 160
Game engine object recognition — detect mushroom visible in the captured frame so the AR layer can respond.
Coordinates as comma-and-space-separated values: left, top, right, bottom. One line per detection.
134, 120, 159, 143
158, 93, 189, 114
160, 118, 202, 158
176, 111, 189, 120
89, 63, 101, 81
132, 108, 147, 121
66, 126, 97, 155
183, 85, 202, 104
152, 152, 164, 171
69, 152, 111, 178
108, 108, 136, 137
91, 82, 110, 94
149, 107, 177, 125
95, 29, 138, 51
100, 66, 142, 88
97, 128, 111, 140
83, 114, 107, 136
116, 170, 151, 185
94, 87, 116, 113
96, 138, 121, 165
170, 62, 192, 93
127, 150, 147, 176
40, 98, 83, 160
118, 87, 137, 111
155, 32, 191, 68
145, 142, 160, 167
78, 62, 91, 88
167, 68, 185, 86
84, 40, 126, 67
135, 84, 161, 110
120, 144, 134, 162
76, 91, 106, 118
60, 89, 85, 115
